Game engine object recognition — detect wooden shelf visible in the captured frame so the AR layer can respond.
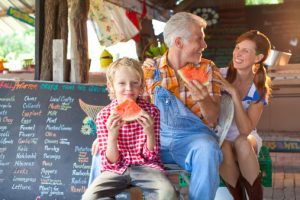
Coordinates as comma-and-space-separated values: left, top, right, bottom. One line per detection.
267, 64, 300, 87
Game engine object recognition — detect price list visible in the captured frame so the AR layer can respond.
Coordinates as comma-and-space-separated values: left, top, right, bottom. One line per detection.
0, 80, 109, 199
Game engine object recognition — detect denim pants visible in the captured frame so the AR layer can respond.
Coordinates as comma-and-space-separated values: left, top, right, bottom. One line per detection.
154, 86, 223, 200
83, 165, 176, 200
89, 153, 101, 186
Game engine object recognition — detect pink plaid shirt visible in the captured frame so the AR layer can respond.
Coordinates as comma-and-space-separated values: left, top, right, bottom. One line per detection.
96, 98, 163, 174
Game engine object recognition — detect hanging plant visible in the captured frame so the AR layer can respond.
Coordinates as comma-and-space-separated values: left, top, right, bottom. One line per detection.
144, 42, 168, 59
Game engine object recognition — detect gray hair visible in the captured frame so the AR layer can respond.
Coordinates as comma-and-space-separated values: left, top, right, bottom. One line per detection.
163, 12, 207, 47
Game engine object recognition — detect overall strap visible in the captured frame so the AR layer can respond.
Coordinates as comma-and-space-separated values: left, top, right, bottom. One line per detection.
153, 59, 162, 82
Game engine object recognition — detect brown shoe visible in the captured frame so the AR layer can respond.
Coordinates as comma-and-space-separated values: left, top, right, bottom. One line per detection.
241, 174, 263, 200
223, 177, 246, 200
128, 187, 143, 200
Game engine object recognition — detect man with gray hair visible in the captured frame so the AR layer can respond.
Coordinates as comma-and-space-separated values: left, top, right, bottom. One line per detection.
143, 12, 223, 200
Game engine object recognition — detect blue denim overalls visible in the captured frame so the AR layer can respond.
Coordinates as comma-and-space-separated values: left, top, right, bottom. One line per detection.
153, 68, 223, 200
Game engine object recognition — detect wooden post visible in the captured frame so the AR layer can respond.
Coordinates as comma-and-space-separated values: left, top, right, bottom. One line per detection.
136, 18, 156, 61
34, 0, 45, 80
53, 39, 65, 82
69, 0, 90, 83
40, 0, 68, 81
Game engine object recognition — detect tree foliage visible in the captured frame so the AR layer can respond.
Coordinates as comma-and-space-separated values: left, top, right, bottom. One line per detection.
0, 29, 35, 62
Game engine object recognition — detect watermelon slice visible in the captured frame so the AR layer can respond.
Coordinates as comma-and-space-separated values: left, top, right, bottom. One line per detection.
177, 64, 209, 86
115, 98, 142, 121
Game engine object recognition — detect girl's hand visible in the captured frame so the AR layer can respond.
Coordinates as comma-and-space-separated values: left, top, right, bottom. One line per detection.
137, 110, 154, 136
106, 110, 124, 140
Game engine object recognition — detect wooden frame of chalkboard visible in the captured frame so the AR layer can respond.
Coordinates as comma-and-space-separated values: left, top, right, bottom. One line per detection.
0, 79, 110, 200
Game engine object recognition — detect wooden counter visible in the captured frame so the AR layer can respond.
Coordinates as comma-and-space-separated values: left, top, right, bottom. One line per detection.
0, 71, 35, 80
257, 63, 300, 132
268, 63, 300, 87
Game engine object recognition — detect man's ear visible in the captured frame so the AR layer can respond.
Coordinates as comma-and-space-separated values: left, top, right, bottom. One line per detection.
174, 37, 183, 48
255, 53, 264, 63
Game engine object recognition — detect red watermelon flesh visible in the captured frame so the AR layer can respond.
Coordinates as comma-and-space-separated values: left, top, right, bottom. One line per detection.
115, 98, 142, 121
177, 64, 209, 86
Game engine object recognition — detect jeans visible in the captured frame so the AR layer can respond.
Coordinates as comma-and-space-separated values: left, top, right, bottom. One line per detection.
154, 86, 223, 200
88, 153, 101, 186
83, 165, 176, 200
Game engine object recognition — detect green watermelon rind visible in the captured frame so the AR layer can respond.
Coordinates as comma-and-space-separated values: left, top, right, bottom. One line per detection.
122, 112, 142, 121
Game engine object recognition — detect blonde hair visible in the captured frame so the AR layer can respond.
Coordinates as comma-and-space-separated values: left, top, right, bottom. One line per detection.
106, 57, 144, 99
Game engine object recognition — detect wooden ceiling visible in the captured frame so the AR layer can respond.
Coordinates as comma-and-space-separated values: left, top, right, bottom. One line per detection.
0, 0, 34, 34
147, 0, 245, 11
1, 0, 297, 34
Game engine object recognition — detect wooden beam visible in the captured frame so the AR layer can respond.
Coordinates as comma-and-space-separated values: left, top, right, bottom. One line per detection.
35, 0, 44, 80
0, 7, 34, 17
0, 11, 6, 17
19, 0, 35, 12
69, 0, 90, 83
173, 0, 195, 12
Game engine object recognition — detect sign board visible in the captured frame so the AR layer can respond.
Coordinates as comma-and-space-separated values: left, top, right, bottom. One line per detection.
0, 80, 110, 199
7, 7, 35, 27
263, 140, 300, 152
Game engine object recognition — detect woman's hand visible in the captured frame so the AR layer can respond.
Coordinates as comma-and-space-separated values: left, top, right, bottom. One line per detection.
143, 58, 156, 68
214, 73, 237, 96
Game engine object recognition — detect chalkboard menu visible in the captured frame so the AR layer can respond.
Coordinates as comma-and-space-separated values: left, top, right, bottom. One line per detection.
0, 80, 110, 200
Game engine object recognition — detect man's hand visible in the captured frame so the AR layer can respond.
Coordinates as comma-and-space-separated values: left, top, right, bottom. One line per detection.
184, 79, 220, 126
184, 80, 210, 102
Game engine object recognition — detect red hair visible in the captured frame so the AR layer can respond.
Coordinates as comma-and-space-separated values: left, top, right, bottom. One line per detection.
226, 30, 272, 103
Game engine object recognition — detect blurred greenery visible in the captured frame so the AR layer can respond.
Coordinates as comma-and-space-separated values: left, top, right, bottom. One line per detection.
144, 42, 168, 58
0, 29, 35, 64
245, 0, 283, 5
